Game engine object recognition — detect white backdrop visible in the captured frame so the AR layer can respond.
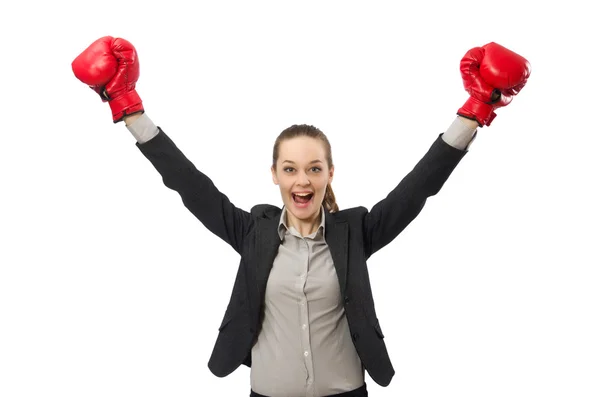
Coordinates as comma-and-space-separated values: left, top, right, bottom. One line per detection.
1, 1, 599, 396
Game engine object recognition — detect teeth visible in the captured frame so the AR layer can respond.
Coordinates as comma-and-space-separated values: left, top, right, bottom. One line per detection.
294, 193, 312, 196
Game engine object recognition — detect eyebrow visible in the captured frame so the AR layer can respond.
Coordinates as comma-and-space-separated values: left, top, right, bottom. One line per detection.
282, 160, 323, 165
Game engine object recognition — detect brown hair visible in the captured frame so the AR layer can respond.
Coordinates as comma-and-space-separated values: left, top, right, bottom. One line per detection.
272, 124, 339, 213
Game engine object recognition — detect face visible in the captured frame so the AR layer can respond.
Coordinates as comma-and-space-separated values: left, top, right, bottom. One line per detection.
271, 136, 334, 225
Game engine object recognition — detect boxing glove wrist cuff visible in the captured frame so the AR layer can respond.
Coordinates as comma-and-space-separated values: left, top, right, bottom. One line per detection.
109, 90, 144, 123
457, 97, 496, 127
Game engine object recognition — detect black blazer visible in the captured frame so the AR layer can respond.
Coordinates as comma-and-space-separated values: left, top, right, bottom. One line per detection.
136, 128, 467, 387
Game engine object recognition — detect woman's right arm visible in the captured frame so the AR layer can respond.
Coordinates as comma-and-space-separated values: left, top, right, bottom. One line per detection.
127, 113, 254, 254
72, 36, 254, 254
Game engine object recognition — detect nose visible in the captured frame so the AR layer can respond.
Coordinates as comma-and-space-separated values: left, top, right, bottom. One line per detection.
296, 171, 310, 186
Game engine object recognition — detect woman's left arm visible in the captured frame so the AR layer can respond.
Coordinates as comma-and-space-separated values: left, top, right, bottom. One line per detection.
363, 42, 530, 258
362, 117, 473, 258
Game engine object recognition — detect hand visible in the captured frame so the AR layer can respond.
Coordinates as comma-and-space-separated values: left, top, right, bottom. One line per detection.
72, 36, 144, 123
457, 42, 531, 127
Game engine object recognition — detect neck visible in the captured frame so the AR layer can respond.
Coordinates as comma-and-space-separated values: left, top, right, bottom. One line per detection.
286, 208, 322, 237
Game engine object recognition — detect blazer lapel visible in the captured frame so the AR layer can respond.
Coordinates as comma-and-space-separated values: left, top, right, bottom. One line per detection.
325, 212, 349, 298
254, 216, 281, 302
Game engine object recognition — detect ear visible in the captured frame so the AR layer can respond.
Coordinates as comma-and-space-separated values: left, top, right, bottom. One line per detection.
328, 164, 335, 184
271, 165, 279, 185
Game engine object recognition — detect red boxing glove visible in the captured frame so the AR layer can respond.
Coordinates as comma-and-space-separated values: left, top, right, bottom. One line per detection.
457, 42, 531, 127
72, 36, 144, 123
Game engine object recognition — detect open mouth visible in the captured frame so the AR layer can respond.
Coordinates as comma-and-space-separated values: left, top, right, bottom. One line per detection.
292, 192, 314, 205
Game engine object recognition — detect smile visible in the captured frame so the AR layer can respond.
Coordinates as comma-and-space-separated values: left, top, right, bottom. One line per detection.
292, 192, 314, 205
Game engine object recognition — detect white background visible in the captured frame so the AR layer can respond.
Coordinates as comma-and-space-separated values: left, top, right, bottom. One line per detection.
1, 1, 599, 396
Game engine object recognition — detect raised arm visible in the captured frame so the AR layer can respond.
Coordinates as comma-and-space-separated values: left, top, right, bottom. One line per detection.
363, 42, 530, 257
363, 119, 469, 258
72, 36, 254, 254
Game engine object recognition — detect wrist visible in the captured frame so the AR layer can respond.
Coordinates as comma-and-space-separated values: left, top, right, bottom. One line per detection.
443, 116, 478, 150
456, 116, 479, 130
126, 113, 159, 144
124, 113, 143, 126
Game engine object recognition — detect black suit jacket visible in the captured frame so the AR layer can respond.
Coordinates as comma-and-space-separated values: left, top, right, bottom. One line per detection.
136, 128, 467, 387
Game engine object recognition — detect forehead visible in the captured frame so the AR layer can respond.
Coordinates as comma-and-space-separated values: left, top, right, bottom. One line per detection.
278, 137, 326, 162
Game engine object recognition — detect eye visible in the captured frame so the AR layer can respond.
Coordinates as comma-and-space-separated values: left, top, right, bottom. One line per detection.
283, 167, 295, 173
310, 167, 322, 173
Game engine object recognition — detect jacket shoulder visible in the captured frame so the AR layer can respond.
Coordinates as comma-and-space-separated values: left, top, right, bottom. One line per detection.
250, 204, 282, 219
331, 206, 369, 222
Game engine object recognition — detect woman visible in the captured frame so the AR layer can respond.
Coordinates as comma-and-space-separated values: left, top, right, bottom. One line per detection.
72, 37, 530, 397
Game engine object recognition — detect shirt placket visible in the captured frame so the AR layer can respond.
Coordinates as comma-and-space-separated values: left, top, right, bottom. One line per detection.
297, 236, 315, 397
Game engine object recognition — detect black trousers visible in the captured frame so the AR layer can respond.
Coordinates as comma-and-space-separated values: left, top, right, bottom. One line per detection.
250, 383, 367, 397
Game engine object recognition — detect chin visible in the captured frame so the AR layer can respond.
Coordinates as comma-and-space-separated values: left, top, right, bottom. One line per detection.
286, 196, 321, 219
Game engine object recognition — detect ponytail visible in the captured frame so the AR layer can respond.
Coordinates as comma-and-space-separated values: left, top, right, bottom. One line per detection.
324, 183, 338, 213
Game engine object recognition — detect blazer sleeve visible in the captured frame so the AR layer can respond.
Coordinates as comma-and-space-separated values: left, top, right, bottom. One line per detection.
135, 128, 254, 255
363, 133, 468, 258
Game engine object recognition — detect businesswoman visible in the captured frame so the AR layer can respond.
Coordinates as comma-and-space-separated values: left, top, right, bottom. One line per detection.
72, 37, 530, 397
